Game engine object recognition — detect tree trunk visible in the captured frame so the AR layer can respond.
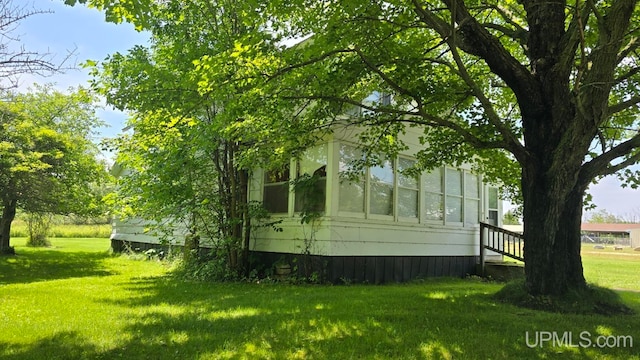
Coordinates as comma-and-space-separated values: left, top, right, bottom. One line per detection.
183, 232, 200, 264
0, 198, 17, 254
239, 168, 251, 273
522, 161, 587, 295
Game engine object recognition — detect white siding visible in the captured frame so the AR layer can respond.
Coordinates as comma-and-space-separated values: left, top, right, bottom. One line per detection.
631, 229, 640, 248
250, 124, 497, 257
251, 217, 479, 257
111, 217, 188, 245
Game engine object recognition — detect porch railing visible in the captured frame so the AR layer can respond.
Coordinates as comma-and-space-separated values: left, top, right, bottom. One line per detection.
479, 222, 524, 275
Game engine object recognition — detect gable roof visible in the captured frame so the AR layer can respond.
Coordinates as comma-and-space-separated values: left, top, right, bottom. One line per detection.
581, 223, 640, 233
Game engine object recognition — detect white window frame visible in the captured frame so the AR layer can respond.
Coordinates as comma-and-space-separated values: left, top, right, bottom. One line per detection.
396, 157, 419, 223
262, 163, 293, 215
464, 172, 481, 227
422, 167, 444, 223
487, 186, 500, 226
367, 156, 395, 221
337, 143, 366, 218
444, 167, 464, 225
334, 141, 495, 227
294, 144, 328, 215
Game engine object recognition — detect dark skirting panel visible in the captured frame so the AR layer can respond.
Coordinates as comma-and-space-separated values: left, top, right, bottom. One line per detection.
110, 238, 213, 257
250, 251, 479, 284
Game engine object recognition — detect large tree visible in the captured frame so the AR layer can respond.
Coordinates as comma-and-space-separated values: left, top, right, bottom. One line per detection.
0, 84, 107, 254
72, 0, 640, 296
89, 0, 287, 277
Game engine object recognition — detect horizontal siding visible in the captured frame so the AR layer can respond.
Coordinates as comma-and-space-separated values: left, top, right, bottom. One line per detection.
111, 218, 187, 245
251, 221, 333, 254
251, 217, 479, 257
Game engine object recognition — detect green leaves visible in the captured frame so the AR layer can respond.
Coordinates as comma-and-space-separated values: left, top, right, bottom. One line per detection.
0, 85, 108, 217
79, 0, 640, 209
64, 0, 152, 30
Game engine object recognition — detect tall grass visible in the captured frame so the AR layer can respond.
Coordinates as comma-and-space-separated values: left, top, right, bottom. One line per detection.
9, 223, 111, 239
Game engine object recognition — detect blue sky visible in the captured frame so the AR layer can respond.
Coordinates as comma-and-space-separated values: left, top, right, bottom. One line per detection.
15, 1, 640, 219
15, 0, 149, 139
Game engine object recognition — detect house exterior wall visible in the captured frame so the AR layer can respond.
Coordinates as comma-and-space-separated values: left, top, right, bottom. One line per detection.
110, 217, 191, 252
251, 217, 479, 257
250, 125, 502, 281
631, 229, 640, 248
110, 123, 503, 282
111, 218, 167, 244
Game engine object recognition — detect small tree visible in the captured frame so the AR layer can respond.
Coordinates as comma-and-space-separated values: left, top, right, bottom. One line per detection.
585, 209, 627, 224
91, 0, 266, 278
503, 210, 521, 226
0, 84, 108, 254
26, 212, 53, 247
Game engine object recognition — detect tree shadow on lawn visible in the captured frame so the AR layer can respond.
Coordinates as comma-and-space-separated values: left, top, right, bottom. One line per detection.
3, 278, 639, 359
0, 332, 99, 360
0, 250, 114, 285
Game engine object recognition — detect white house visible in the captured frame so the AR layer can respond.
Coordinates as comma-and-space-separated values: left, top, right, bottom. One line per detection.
110, 121, 503, 282
247, 124, 502, 282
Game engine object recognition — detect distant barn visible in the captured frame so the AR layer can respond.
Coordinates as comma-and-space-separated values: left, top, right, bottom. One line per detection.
580, 223, 640, 247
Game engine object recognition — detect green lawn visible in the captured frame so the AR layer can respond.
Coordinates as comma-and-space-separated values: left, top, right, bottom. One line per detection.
0, 238, 638, 359
582, 247, 640, 291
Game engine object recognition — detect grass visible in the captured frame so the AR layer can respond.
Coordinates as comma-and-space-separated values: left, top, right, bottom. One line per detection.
0, 239, 638, 359
495, 247, 640, 315
582, 247, 640, 291
9, 223, 112, 239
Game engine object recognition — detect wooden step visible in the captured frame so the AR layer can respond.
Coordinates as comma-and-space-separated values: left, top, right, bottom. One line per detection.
483, 261, 524, 281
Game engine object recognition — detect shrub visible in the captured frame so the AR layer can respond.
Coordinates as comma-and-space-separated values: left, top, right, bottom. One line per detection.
26, 213, 52, 247
173, 249, 242, 282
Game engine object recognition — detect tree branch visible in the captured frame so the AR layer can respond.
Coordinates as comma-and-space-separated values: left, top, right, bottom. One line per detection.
281, 93, 507, 151
481, 23, 527, 44
596, 151, 640, 178
267, 48, 357, 81
608, 96, 640, 115
561, 0, 592, 92
0, 2, 69, 89
412, 0, 539, 118
482, 3, 527, 37
350, 46, 420, 103
613, 63, 640, 86
578, 0, 638, 127
581, 133, 640, 180
411, 0, 528, 161
444, 35, 527, 161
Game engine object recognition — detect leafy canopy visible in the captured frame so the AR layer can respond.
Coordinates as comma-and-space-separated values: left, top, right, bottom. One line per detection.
72, 0, 640, 206
0, 84, 108, 216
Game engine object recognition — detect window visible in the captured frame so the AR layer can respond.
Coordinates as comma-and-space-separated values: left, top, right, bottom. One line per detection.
445, 168, 463, 223
397, 157, 418, 218
488, 187, 499, 225
338, 146, 415, 218
294, 145, 327, 213
423, 168, 443, 221
338, 144, 365, 213
263, 164, 290, 213
464, 173, 480, 225
335, 141, 492, 226
355, 91, 392, 116
369, 158, 394, 216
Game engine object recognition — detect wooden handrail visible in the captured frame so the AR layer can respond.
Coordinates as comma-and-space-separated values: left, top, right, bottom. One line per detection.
479, 222, 524, 276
